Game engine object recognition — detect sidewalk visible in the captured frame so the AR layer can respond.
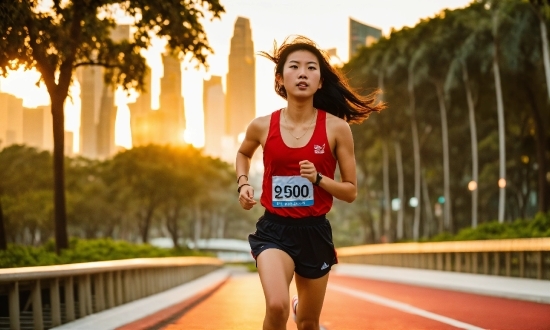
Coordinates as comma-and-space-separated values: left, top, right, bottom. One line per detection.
332, 264, 550, 304
51, 268, 231, 330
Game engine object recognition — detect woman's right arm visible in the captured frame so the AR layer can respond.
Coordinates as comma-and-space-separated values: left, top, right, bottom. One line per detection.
236, 117, 267, 210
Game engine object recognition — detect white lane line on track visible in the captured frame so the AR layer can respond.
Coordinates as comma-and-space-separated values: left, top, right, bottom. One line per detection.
329, 284, 486, 330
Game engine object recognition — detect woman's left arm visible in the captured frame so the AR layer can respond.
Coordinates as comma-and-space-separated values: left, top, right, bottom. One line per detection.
301, 120, 357, 203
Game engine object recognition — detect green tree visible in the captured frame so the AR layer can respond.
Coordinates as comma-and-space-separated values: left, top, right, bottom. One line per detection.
444, 3, 489, 228
0, 0, 224, 253
0, 145, 53, 245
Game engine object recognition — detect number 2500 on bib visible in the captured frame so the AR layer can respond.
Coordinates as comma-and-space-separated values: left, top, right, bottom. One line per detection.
272, 176, 314, 207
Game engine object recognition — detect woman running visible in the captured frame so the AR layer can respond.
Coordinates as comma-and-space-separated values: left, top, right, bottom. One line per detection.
236, 35, 384, 330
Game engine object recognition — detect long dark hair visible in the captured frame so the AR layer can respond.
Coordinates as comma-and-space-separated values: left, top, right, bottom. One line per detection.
258, 35, 385, 124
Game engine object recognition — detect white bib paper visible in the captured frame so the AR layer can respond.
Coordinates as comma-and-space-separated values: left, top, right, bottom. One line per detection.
272, 176, 314, 207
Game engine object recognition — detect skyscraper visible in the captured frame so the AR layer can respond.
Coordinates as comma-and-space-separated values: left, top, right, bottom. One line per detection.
22, 105, 53, 151
77, 64, 103, 158
349, 18, 382, 60
203, 75, 226, 159
78, 24, 130, 159
128, 66, 153, 147
0, 92, 23, 149
225, 17, 256, 143
128, 54, 186, 147
158, 54, 186, 145
95, 82, 117, 158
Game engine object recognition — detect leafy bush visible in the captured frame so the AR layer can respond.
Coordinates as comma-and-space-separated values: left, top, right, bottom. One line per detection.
0, 238, 212, 268
428, 212, 550, 242
0, 244, 60, 267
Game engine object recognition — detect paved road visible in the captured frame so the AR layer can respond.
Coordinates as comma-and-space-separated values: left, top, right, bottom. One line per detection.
150, 268, 550, 330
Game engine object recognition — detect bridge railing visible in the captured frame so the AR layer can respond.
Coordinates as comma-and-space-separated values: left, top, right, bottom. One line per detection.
336, 238, 550, 280
0, 257, 223, 330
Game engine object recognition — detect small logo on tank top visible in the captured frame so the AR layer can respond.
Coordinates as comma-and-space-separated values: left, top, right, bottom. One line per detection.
314, 144, 325, 154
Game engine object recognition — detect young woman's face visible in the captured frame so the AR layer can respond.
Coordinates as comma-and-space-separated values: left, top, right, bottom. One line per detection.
277, 50, 322, 99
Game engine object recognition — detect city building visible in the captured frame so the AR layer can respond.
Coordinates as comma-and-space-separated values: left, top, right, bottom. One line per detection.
0, 92, 23, 149
22, 105, 53, 151
203, 75, 226, 160
349, 18, 382, 60
128, 54, 186, 147
128, 67, 153, 147
225, 17, 256, 147
77, 63, 103, 158
77, 24, 131, 159
158, 54, 186, 145
325, 48, 344, 67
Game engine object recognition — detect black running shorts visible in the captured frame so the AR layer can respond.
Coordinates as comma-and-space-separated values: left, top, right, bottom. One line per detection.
248, 210, 338, 279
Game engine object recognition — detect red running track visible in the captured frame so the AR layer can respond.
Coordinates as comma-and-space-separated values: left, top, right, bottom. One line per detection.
128, 270, 550, 330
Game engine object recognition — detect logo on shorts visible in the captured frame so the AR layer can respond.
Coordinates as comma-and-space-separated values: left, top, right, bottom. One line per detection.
321, 262, 329, 270
314, 144, 325, 154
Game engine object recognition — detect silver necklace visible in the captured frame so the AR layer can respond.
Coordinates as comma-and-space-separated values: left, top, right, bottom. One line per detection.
282, 108, 317, 139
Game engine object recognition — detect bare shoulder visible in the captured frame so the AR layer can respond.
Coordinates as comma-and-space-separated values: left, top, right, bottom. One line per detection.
246, 113, 272, 145
249, 113, 271, 131
325, 112, 352, 135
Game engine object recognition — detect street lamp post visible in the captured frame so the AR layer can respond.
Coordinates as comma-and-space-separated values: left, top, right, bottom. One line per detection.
468, 180, 478, 228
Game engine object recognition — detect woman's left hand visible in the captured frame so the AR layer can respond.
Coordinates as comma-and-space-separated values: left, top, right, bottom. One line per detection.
299, 160, 317, 184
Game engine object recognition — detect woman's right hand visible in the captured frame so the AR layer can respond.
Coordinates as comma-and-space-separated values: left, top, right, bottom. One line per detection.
239, 185, 257, 210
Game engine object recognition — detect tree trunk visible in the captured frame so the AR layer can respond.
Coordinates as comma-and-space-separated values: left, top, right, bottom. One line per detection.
216, 213, 225, 238
493, 13, 507, 223
0, 199, 7, 250
382, 142, 392, 242
166, 205, 181, 249
379, 71, 392, 242
522, 75, 549, 213
139, 205, 155, 244
435, 83, 452, 232
395, 141, 405, 240
462, 61, 479, 228
531, 5, 550, 101
51, 93, 69, 253
193, 204, 202, 250
421, 170, 434, 238
408, 65, 422, 241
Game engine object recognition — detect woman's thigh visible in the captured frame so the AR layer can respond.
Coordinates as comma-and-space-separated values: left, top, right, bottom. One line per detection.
257, 248, 295, 304
294, 272, 330, 321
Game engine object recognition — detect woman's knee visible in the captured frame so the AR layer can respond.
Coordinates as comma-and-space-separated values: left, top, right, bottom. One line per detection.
265, 298, 290, 319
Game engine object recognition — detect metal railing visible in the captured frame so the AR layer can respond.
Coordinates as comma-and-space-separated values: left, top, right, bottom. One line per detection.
0, 257, 223, 330
336, 238, 550, 280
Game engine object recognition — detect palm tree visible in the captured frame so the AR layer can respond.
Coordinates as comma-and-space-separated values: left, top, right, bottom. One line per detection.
491, 3, 508, 223
467, 0, 509, 223
368, 38, 394, 241
528, 0, 550, 101
385, 27, 424, 240
412, 14, 456, 232
462, 59, 480, 227
447, 2, 495, 227
402, 22, 434, 240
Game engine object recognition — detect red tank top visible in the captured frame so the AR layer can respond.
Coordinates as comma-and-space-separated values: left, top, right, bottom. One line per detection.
261, 109, 337, 218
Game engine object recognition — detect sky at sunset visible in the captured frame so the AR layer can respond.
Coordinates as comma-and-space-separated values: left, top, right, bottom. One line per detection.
0, 0, 473, 151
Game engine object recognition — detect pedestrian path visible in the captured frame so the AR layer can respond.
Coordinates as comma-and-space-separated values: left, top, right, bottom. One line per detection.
333, 264, 550, 304
51, 263, 550, 330
51, 268, 231, 330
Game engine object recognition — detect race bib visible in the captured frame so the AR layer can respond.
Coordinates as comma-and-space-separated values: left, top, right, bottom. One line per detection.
272, 176, 314, 207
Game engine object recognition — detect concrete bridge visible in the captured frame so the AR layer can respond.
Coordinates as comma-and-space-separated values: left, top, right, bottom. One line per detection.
1, 238, 549, 330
